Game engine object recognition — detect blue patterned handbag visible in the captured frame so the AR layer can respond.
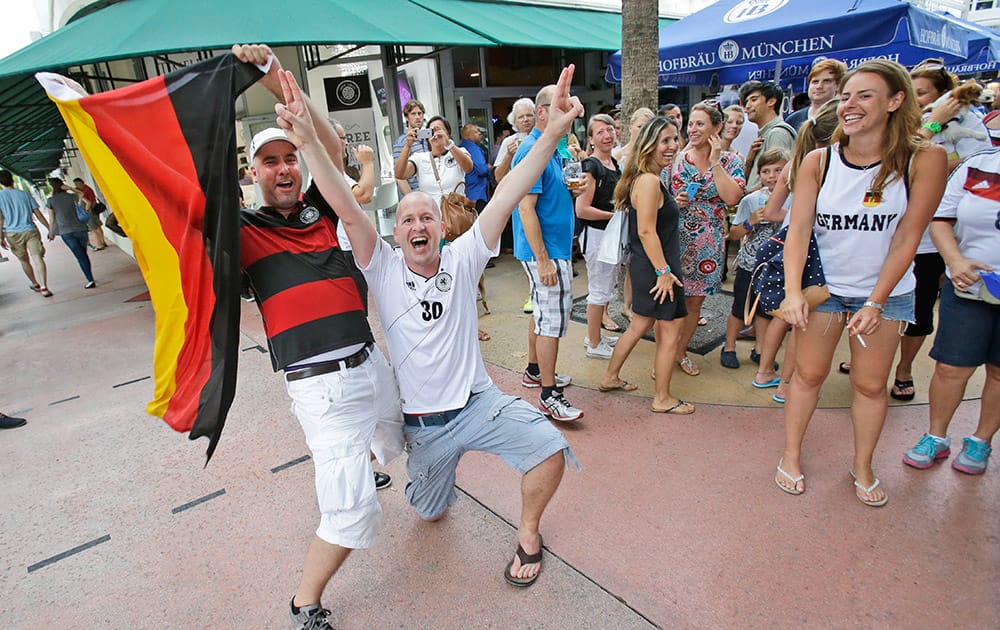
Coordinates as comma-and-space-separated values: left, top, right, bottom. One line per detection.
744, 225, 830, 325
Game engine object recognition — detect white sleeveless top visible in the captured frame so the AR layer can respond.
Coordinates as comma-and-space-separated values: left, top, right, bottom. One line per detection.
814, 144, 914, 298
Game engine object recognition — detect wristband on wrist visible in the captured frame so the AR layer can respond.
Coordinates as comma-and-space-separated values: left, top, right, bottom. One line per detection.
742, 219, 754, 232
655, 265, 671, 276
922, 121, 943, 134
863, 300, 884, 312
445, 141, 456, 151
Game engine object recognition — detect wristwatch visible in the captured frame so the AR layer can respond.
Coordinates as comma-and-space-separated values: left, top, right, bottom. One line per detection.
863, 300, 884, 312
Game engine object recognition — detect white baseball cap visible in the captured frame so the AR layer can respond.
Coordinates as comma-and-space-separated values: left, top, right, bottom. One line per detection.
248, 128, 295, 161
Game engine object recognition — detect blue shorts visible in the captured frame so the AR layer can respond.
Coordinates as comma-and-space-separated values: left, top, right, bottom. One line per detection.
814, 291, 915, 323
402, 384, 576, 520
930, 281, 1000, 368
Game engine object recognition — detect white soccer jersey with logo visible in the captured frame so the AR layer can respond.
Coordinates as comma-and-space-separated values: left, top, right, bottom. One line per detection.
362, 223, 497, 413
814, 145, 914, 298
934, 148, 1000, 299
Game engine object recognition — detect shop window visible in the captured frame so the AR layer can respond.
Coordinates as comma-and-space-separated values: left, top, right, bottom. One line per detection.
486, 48, 585, 87
452, 47, 482, 88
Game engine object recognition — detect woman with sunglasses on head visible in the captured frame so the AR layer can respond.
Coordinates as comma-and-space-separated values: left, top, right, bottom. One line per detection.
599, 117, 692, 414
885, 62, 992, 402
777, 60, 947, 506
670, 101, 746, 377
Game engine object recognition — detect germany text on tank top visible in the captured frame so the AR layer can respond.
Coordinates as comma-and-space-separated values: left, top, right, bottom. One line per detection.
814, 144, 914, 298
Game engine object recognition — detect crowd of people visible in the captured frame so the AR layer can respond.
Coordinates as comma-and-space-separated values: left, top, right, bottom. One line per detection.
4, 42, 998, 630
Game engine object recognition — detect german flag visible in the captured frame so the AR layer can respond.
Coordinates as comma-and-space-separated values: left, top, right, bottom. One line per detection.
37, 54, 264, 461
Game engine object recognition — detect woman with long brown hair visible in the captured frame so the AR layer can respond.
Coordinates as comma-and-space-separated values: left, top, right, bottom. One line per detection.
777, 60, 947, 506
599, 117, 691, 414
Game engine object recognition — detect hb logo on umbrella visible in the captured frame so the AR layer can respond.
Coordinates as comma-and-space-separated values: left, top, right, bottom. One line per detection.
724, 0, 790, 24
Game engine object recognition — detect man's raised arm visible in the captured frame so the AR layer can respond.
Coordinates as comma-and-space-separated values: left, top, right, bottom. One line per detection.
273, 69, 380, 266
477, 66, 582, 248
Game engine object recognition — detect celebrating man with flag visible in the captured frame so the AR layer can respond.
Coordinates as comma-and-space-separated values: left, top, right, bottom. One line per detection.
232, 44, 403, 630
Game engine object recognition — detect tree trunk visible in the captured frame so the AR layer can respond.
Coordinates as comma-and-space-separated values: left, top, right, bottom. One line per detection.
619, 0, 659, 145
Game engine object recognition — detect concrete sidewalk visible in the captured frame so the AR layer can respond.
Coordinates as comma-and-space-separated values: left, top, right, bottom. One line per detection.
1, 242, 996, 628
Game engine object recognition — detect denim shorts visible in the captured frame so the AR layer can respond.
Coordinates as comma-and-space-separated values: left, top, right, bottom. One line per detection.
402, 384, 577, 520
814, 291, 915, 323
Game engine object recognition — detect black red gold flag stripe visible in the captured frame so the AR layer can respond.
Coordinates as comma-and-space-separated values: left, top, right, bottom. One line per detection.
37, 54, 264, 461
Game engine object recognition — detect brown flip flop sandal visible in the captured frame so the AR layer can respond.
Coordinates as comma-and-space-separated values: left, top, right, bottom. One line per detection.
651, 400, 695, 415
504, 535, 543, 587
598, 380, 639, 393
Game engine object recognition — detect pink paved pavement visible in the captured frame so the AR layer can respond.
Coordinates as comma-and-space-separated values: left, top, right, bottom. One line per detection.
1, 243, 996, 628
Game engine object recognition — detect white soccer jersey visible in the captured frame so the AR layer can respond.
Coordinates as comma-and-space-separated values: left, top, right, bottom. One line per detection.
362, 223, 497, 413
917, 111, 992, 254
934, 148, 1000, 300
814, 144, 913, 298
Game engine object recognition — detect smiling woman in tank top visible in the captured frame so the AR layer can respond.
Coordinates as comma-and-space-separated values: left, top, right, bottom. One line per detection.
777, 60, 947, 506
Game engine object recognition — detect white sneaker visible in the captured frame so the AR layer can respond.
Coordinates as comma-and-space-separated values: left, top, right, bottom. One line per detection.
585, 339, 614, 359
583, 334, 619, 349
538, 391, 584, 422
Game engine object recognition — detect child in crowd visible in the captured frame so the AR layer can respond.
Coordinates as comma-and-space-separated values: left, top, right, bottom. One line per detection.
720, 148, 790, 371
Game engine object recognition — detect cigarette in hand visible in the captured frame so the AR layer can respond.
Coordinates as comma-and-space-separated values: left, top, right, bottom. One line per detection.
856, 334, 868, 349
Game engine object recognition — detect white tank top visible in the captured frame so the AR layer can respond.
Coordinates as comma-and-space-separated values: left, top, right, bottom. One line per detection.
814, 144, 914, 298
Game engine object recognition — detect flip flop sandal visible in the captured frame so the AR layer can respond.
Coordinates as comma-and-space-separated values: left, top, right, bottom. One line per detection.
752, 374, 781, 388
697, 317, 708, 326
29, 284, 41, 292
775, 458, 804, 495
838, 362, 851, 375
853, 476, 888, 507
40, 288, 53, 297
678, 357, 700, 376
598, 380, 639, 392
890, 379, 915, 401
601, 319, 622, 332
651, 400, 694, 414
478, 329, 491, 342
504, 535, 543, 587
772, 393, 785, 404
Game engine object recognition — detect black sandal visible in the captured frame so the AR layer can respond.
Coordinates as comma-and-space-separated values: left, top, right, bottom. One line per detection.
891, 379, 915, 401
504, 536, 543, 587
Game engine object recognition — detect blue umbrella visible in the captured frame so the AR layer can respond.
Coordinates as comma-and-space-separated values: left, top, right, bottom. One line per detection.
937, 11, 1000, 75
607, 0, 980, 88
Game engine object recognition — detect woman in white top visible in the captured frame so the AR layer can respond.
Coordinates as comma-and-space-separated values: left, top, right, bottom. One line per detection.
778, 60, 947, 506
394, 115, 472, 210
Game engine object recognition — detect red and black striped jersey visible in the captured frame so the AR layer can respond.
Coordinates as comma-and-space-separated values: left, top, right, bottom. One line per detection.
240, 183, 372, 371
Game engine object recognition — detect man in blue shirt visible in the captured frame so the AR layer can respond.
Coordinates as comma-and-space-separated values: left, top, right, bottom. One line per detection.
459, 123, 489, 212
511, 85, 583, 423
0, 170, 52, 296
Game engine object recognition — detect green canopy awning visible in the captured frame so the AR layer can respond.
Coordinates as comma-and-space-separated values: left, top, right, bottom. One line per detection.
411, 0, 624, 50
0, 0, 498, 178
0, 0, 495, 79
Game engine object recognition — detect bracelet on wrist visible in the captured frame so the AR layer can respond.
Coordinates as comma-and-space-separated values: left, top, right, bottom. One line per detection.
921, 121, 943, 134
655, 265, 671, 276
742, 219, 754, 232
863, 300, 884, 312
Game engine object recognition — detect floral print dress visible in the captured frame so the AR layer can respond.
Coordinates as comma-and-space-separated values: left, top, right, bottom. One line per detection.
670, 151, 745, 296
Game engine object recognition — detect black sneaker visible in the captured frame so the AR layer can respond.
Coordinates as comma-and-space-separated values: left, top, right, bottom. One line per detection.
289, 597, 333, 630
0, 413, 27, 429
374, 471, 391, 490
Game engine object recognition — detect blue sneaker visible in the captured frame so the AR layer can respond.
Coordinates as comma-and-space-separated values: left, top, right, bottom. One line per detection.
951, 437, 992, 475
902, 434, 951, 469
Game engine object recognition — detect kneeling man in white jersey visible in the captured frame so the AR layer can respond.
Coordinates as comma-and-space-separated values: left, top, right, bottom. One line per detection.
272, 65, 583, 587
